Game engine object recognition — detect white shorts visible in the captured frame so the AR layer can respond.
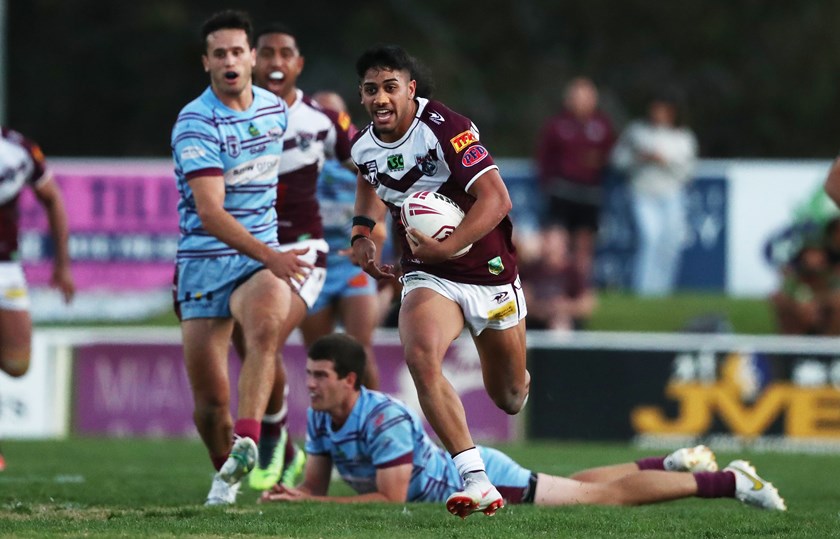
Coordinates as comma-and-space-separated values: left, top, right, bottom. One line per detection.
400, 271, 527, 336
279, 238, 328, 309
0, 262, 30, 311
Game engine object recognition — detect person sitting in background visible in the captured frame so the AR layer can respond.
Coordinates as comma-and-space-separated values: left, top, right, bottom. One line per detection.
822, 216, 840, 270
261, 333, 786, 512
536, 77, 615, 279
769, 242, 840, 335
610, 89, 697, 297
518, 227, 595, 331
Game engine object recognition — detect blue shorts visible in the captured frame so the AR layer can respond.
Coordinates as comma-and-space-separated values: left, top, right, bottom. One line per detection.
310, 257, 377, 314
173, 254, 265, 320
480, 446, 535, 504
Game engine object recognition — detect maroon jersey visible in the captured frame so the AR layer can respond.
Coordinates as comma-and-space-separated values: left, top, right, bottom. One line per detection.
536, 109, 615, 187
0, 128, 50, 261
276, 90, 353, 243
351, 98, 517, 285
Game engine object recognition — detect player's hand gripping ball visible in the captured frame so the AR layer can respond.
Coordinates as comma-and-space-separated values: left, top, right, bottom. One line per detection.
400, 191, 472, 258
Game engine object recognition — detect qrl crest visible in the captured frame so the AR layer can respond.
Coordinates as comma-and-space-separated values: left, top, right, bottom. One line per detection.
363, 160, 379, 186
226, 136, 241, 158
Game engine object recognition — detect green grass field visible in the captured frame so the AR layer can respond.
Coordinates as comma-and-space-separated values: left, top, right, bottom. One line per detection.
0, 438, 834, 538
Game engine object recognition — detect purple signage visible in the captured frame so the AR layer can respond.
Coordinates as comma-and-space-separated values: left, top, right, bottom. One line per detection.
19, 159, 179, 291
73, 340, 514, 442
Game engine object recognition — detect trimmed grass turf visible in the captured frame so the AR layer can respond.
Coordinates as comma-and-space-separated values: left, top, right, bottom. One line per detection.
0, 438, 834, 538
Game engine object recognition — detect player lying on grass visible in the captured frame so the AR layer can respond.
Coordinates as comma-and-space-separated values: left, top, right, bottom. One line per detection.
259, 333, 786, 515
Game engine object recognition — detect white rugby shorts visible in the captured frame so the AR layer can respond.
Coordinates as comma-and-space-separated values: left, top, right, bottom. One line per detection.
0, 262, 30, 311
400, 270, 527, 335
279, 238, 328, 309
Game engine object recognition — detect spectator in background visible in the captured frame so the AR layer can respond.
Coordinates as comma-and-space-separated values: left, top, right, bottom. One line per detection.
536, 77, 615, 278
770, 240, 840, 336
611, 90, 698, 297
823, 216, 840, 269
0, 127, 75, 472
519, 227, 595, 331
823, 157, 840, 208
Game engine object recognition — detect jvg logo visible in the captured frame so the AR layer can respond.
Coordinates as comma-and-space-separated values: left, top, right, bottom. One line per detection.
631, 351, 840, 438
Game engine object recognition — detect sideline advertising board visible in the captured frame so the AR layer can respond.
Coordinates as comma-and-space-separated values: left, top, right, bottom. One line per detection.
70, 330, 515, 442
528, 332, 840, 451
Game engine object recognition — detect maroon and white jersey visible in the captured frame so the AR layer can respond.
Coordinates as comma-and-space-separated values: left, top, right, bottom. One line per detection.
351, 97, 517, 285
277, 89, 353, 243
0, 128, 50, 261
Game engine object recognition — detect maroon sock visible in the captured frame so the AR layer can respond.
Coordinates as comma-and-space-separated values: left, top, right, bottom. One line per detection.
636, 456, 666, 470
210, 453, 228, 472
261, 418, 283, 439
694, 471, 736, 498
284, 435, 297, 464
234, 418, 261, 444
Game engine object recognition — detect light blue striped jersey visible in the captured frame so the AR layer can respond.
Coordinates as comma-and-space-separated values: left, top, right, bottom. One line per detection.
316, 159, 357, 265
171, 86, 287, 260
306, 387, 462, 502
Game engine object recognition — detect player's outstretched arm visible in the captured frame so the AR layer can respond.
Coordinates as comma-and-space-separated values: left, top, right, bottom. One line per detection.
34, 175, 74, 303
262, 461, 412, 504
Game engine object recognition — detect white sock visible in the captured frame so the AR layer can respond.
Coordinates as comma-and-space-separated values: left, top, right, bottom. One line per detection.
452, 447, 485, 479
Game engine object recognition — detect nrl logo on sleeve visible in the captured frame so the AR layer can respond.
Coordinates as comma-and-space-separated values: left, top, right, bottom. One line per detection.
450, 130, 478, 153
363, 160, 379, 186
428, 110, 445, 125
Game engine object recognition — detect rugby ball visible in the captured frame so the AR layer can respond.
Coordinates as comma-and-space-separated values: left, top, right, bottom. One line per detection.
400, 191, 472, 258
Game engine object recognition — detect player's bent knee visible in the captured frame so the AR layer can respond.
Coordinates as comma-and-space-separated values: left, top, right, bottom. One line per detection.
1, 355, 31, 377
490, 384, 528, 415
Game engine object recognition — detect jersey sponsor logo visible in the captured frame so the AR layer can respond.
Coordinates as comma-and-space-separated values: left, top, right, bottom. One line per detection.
387, 154, 405, 172
248, 123, 260, 137
487, 300, 516, 320
415, 153, 438, 176
183, 290, 215, 302
487, 256, 504, 275
363, 160, 379, 186
225, 155, 281, 185
4, 287, 27, 300
461, 145, 488, 167
450, 130, 478, 153
338, 111, 352, 132
180, 145, 206, 161
428, 110, 445, 125
31, 144, 45, 164
225, 136, 241, 158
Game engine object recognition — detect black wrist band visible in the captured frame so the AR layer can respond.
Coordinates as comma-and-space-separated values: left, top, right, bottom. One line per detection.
351, 234, 370, 246
352, 215, 376, 230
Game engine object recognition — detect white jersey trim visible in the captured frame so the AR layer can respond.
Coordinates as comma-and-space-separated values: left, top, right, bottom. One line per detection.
464, 164, 499, 192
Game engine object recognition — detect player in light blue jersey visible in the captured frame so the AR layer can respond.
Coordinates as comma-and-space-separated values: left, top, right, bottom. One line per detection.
170, 9, 311, 506
261, 334, 786, 513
